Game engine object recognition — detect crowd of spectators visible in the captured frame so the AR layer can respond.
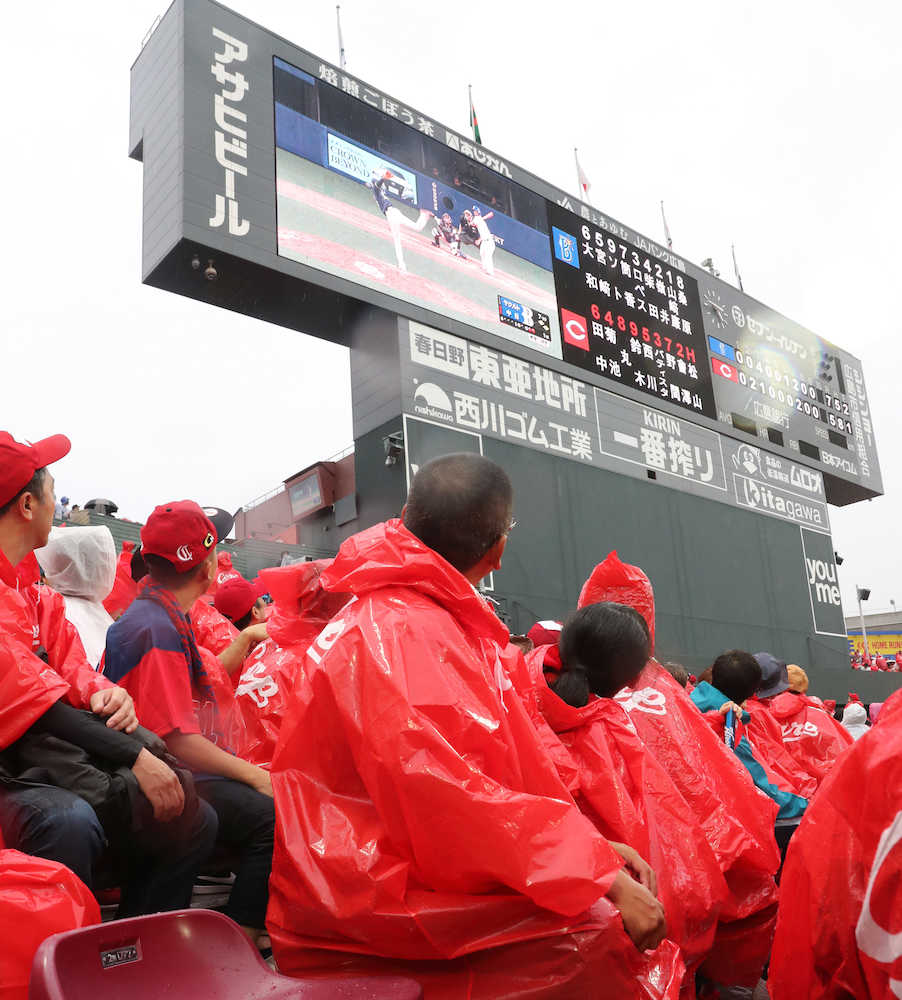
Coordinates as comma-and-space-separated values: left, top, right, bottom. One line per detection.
1, 429, 899, 999
851, 650, 900, 671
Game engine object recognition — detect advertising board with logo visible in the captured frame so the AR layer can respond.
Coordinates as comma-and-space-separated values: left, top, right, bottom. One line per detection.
847, 633, 902, 659
799, 527, 846, 636
401, 321, 835, 535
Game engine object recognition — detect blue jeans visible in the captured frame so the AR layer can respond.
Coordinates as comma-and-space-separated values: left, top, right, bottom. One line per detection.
0, 783, 218, 916
196, 778, 274, 928
0, 785, 104, 887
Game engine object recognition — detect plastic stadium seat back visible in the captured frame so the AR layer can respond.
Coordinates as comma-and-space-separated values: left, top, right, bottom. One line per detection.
29, 908, 423, 1000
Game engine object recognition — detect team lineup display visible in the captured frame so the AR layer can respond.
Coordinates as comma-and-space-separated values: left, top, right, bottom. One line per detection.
130, 0, 882, 506
548, 203, 716, 419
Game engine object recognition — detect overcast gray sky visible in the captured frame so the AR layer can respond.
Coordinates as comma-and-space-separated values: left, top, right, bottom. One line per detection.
5, 0, 898, 618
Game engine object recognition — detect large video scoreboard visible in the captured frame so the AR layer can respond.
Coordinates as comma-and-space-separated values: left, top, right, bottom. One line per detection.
130, 0, 882, 508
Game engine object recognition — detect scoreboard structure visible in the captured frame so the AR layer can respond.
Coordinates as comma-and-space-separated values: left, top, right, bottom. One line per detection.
130, 0, 889, 698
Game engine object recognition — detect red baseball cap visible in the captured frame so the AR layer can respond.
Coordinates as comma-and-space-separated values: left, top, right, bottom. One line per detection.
140, 500, 218, 572
0, 432, 71, 508
214, 575, 266, 622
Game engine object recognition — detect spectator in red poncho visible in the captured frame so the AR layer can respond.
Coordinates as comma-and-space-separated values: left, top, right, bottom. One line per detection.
770, 689, 902, 998
747, 656, 852, 790
102, 539, 139, 620
0, 432, 139, 880
215, 576, 268, 632
527, 602, 729, 980
742, 654, 818, 800
231, 560, 349, 768
268, 457, 681, 998
577, 552, 780, 989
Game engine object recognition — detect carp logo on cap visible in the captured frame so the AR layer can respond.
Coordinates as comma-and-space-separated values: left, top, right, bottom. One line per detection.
140, 501, 217, 572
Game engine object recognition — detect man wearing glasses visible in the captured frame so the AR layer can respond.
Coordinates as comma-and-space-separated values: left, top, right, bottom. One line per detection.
268, 453, 674, 996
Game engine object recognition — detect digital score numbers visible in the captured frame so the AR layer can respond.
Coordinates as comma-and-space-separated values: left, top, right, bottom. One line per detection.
698, 280, 874, 487
708, 333, 854, 445
547, 202, 716, 419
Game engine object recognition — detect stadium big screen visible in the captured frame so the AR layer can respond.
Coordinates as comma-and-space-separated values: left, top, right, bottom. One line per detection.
269, 51, 881, 505
132, 0, 882, 509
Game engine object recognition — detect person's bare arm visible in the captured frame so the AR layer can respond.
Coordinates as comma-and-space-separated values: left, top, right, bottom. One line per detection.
606, 868, 667, 951
607, 841, 658, 896
218, 623, 268, 677
165, 731, 272, 796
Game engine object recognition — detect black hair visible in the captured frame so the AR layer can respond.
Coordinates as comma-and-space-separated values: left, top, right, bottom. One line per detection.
143, 552, 212, 588
711, 650, 762, 704
403, 454, 513, 574
0, 467, 48, 519
554, 602, 651, 707
233, 609, 254, 631
661, 661, 690, 688
232, 599, 263, 632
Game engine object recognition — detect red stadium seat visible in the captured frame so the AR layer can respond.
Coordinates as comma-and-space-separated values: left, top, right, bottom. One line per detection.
29, 908, 423, 1000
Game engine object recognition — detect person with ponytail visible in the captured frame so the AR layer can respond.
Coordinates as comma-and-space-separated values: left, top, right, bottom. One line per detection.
528, 602, 731, 979
552, 602, 651, 707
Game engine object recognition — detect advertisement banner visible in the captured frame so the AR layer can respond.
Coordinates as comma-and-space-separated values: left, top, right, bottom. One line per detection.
848, 634, 902, 658
326, 132, 417, 204
800, 527, 847, 636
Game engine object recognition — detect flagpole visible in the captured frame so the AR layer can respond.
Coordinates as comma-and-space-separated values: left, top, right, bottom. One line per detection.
732, 243, 744, 291
336, 5, 346, 70
574, 147, 591, 205
660, 200, 673, 249
468, 84, 481, 144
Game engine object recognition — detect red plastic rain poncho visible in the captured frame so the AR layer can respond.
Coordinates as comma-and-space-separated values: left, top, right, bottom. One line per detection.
525, 646, 728, 974
0, 552, 110, 709
579, 553, 780, 985
201, 550, 241, 605
759, 691, 853, 788
269, 522, 683, 998
0, 633, 69, 750
770, 689, 902, 999
231, 561, 348, 768
102, 539, 138, 620
190, 596, 239, 657
0, 849, 100, 1000
744, 697, 818, 799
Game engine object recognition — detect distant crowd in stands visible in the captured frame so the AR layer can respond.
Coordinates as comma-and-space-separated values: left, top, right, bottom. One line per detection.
851, 650, 900, 671
1, 428, 901, 999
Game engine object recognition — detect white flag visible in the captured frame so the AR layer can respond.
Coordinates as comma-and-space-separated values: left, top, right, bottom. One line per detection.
574, 148, 591, 202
